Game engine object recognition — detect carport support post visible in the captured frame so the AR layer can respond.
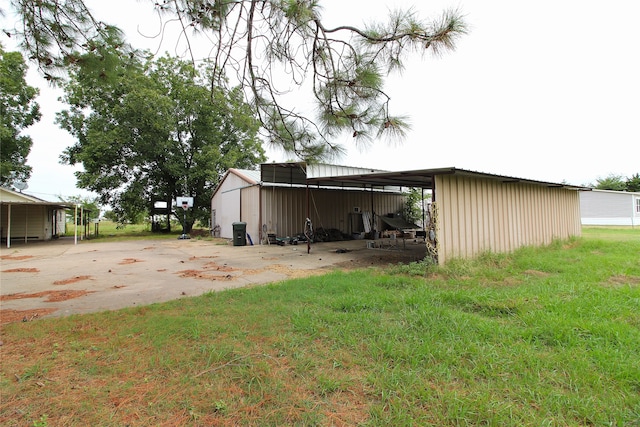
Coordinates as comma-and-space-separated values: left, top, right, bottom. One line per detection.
74, 204, 78, 245
421, 188, 426, 232
24, 205, 28, 244
370, 185, 375, 239
6, 204, 11, 249
81, 206, 84, 241
306, 181, 310, 254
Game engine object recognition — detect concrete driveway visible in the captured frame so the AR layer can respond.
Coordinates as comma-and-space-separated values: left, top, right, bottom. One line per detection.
1, 237, 426, 324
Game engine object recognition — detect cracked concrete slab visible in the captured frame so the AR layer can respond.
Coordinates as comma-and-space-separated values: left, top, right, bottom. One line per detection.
1, 236, 426, 322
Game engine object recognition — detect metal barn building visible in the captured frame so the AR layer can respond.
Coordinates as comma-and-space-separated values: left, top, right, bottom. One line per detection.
211, 163, 407, 244
212, 164, 587, 264
580, 189, 640, 226
307, 167, 587, 264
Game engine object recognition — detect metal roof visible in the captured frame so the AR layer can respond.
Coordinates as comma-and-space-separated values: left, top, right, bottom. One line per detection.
227, 164, 591, 193
232, 168, 261, 184
306, 167, 592, 191
586, 188, 640, 196
0, 187, 74, 208
260, 162, 401, 191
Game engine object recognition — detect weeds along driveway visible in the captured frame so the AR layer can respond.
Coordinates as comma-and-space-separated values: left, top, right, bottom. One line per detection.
0, 237, 426, 323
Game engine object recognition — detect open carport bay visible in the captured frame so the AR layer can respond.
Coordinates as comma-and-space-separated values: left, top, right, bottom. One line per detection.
0, 237, 426, 323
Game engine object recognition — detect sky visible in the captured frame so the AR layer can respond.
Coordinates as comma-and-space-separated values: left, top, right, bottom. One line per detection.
2, 0, 639, 202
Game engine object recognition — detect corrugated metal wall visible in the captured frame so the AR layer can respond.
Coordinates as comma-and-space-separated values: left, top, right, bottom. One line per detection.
240, 186, 261, 242
213, 189, 240, 239
211, 175, 243, 238
435, 174, 581, 264
261, 186, 404, 240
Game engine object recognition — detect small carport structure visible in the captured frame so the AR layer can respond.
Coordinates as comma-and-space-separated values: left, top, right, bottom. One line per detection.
307, 167, 590, 264
0, 187, 73, 248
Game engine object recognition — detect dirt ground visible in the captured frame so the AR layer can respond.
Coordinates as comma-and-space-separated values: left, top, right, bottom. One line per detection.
0, 236, 426, 325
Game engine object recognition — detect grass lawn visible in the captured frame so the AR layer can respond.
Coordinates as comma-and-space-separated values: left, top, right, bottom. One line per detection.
73, 220, 214, 242
1, 227, 639, 426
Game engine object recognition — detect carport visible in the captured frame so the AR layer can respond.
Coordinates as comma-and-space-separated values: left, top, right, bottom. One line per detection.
307, 167, 589, 264
0, 187, 75, 248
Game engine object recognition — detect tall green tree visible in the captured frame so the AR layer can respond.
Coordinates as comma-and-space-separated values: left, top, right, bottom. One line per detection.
4, 0, 467, 162
58, 194, 101, 223
402, 187, 430, 226
625, 173, 640, 192
57, 52, 265, 230
0, 44, 41, 186
594, 174, 627, 191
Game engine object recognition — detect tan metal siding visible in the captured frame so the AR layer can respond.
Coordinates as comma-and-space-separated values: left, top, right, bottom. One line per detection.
435, 175, 581, 264
212, 188, 241, 238
261, 187, 404, 239
262, 187, 312, 238
211, 170, 258, 238
240, 186, 261, 243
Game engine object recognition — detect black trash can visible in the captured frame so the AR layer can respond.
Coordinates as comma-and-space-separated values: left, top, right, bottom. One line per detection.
232, 222, 247, 246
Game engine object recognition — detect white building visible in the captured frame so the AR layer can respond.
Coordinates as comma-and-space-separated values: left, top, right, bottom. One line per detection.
580, 189, 640, 226
1, 187, 70, 247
